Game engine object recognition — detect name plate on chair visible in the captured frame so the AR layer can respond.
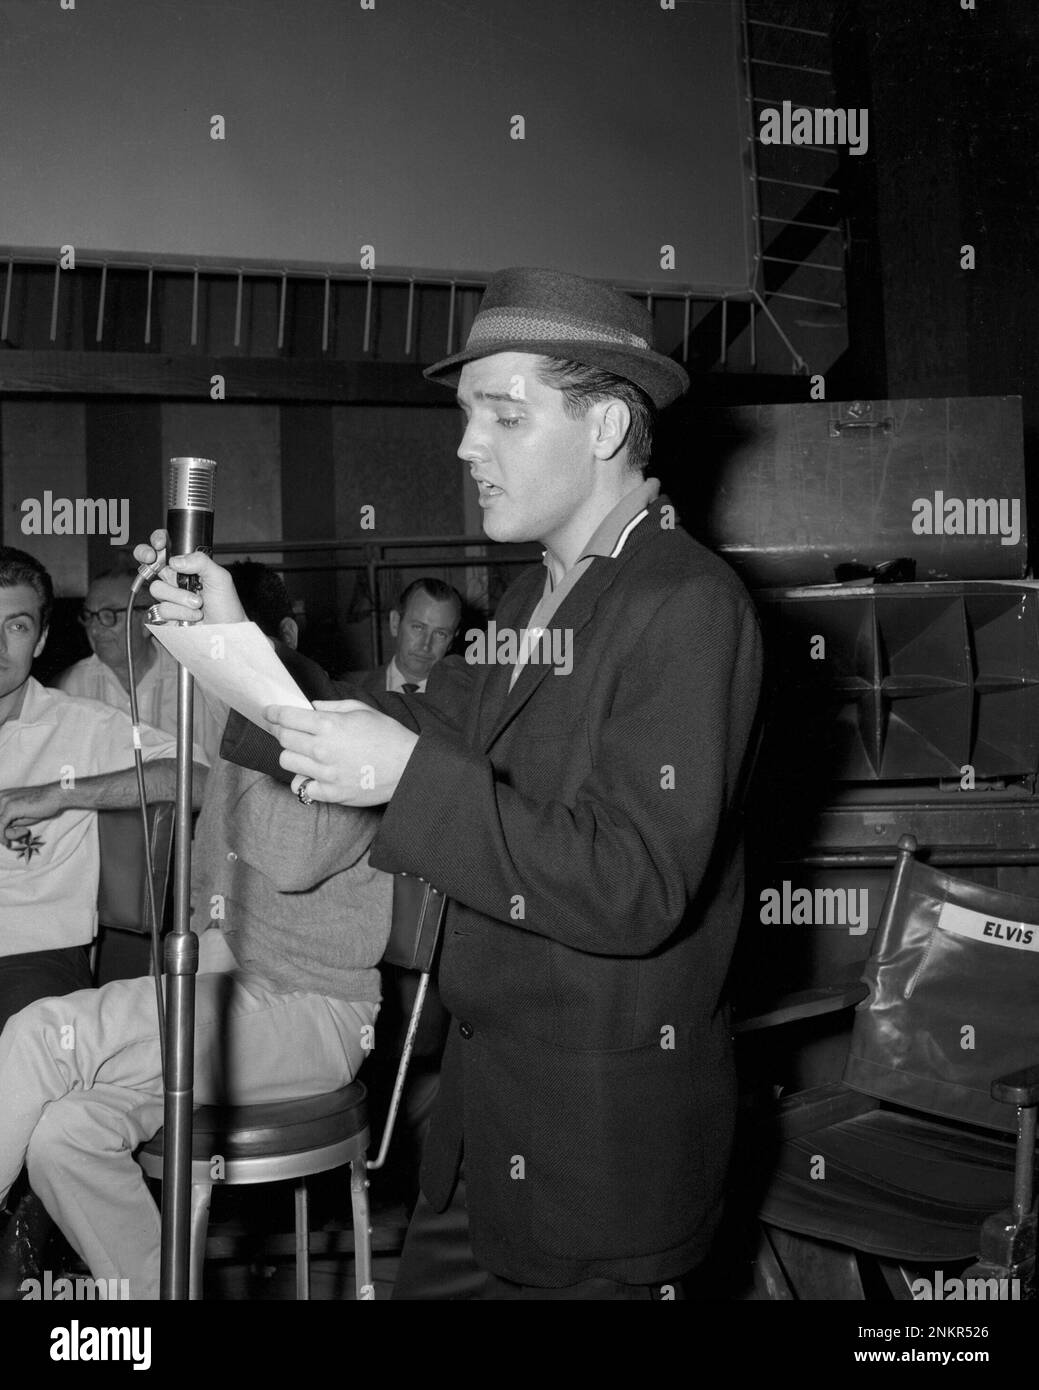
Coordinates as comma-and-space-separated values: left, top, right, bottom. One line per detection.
937, 901, 1039, 951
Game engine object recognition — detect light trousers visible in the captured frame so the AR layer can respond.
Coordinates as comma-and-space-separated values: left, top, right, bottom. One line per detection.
0, 929, 375, 1299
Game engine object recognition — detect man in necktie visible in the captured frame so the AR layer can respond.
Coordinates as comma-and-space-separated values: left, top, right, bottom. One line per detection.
345, 578, 462, 696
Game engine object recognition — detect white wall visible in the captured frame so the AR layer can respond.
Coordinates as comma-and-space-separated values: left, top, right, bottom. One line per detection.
159, 404, 282, 562
0, 0, 752, 293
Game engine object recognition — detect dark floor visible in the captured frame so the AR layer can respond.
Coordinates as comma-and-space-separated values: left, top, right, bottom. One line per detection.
1, 1171, 410, 1302
199, 1179, 408, 1300
157, 1136, 431, 1299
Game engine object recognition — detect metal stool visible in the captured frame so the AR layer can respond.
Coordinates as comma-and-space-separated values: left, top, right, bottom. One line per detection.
137, 873, 447, 1299
137, 1081, 372, 1300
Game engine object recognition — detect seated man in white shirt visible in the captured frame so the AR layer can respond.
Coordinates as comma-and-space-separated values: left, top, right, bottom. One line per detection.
0, 550, 387, 1300
0, 545, 208, 1291
55, 560, 225, 763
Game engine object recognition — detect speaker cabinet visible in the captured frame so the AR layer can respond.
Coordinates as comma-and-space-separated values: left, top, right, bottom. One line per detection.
755, 582, 1039, 783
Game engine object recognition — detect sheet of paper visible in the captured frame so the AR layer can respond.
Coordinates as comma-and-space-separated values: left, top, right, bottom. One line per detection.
147, 621, 311, 732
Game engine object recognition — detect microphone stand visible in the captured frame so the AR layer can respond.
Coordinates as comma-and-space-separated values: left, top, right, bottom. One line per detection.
159, 658, 198, 1299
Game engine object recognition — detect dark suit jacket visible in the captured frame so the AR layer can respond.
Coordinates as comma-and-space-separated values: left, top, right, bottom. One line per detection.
342, 666, 391, 697
223, 500, 762, 1286
219, 639, 337, 763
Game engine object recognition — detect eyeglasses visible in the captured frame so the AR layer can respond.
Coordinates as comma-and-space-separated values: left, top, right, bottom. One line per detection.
78, 606, 151, 629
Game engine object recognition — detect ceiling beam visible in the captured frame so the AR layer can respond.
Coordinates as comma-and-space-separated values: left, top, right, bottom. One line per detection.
0, 351, 448, 404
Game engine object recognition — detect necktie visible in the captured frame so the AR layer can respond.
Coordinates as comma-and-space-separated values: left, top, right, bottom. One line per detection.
402, 682, 420, 694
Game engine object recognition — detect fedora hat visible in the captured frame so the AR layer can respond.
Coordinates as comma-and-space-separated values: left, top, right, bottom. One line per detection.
423, 267, 689, 409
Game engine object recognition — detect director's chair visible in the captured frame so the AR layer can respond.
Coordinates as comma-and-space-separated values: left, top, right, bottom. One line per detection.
744, 835, 1037, 1300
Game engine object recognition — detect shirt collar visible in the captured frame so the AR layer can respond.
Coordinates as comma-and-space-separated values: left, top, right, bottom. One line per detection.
542, 476, 660, 586
387, 656, 425, 692
1, 677, 57, 731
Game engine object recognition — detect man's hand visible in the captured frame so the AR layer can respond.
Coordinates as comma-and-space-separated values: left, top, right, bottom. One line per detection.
266, 699, 420, 807
133, 529, 247, 626
0, 784, 67, 845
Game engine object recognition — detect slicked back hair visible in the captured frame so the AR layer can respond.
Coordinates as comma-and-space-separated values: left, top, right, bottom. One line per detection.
227, 560, 294, 639
0, 545, 53, 632
534, 356, 655, 473
89, 555, 140, 588
396, 577, 463, 624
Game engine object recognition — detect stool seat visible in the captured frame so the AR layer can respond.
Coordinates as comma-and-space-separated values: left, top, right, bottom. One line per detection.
139, 1081, 368, 1164
136, 1082, 374, 1299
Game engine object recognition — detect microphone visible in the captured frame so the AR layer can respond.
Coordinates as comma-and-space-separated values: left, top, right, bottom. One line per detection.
166, 456, 217, 593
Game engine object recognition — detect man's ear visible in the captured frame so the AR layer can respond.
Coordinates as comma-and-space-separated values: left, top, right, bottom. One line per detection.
277, 616, 299, 650
33, 626, 49, 661
389, 609, 401, 638
591, 399, 630, 462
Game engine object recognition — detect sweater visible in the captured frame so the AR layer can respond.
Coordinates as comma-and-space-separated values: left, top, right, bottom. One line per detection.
190, 756, 392, 1003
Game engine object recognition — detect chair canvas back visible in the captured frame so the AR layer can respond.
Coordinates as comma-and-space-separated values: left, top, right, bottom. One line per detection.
365, 874, 448, 1173
97, 803, 175, 933
844, 837, 1039, 1133
384, 873, 448, 971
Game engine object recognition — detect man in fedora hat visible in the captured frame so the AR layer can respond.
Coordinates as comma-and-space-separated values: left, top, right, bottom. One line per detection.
139, 266, 763, 1299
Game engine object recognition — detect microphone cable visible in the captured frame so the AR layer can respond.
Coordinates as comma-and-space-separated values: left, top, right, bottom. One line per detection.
125, 565, 167, 1078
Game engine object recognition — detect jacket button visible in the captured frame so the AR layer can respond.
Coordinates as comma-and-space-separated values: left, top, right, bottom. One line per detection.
226, 851, 238, 862
458, 1021, 473, 1039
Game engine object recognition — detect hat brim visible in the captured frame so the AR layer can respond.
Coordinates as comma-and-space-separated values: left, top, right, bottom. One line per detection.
424, 339, 689, 410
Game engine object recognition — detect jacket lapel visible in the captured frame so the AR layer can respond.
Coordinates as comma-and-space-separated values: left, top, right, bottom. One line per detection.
480, 565, 610, 746
477, 497, 671, 750
472, 567, 540, 746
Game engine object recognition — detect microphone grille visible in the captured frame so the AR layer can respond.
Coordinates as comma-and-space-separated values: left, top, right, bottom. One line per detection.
168, 457, 217, 510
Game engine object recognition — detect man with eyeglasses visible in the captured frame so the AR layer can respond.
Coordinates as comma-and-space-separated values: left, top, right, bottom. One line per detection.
56, 564, 224, 764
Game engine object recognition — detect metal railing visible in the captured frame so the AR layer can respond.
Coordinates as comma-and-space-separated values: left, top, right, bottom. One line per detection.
212, 532, 542, 666
739, 1, 848, 370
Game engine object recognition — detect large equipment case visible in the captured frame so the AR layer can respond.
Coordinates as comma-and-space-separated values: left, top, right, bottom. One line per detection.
684, 396, 1035, 1088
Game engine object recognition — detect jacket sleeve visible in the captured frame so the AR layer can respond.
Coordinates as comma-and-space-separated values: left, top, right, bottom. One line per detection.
369, 577, 763, 957
220, 655, 476, 779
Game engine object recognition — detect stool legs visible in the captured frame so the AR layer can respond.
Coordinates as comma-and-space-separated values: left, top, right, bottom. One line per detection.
188, 1183, 213, 1300
139, 1130, 372, 1299
350, 1159, 373, 1299
294, 1179, 310, 1300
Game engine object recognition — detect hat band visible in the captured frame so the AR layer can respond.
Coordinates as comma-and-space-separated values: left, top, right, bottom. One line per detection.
465, 305, 651, 353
